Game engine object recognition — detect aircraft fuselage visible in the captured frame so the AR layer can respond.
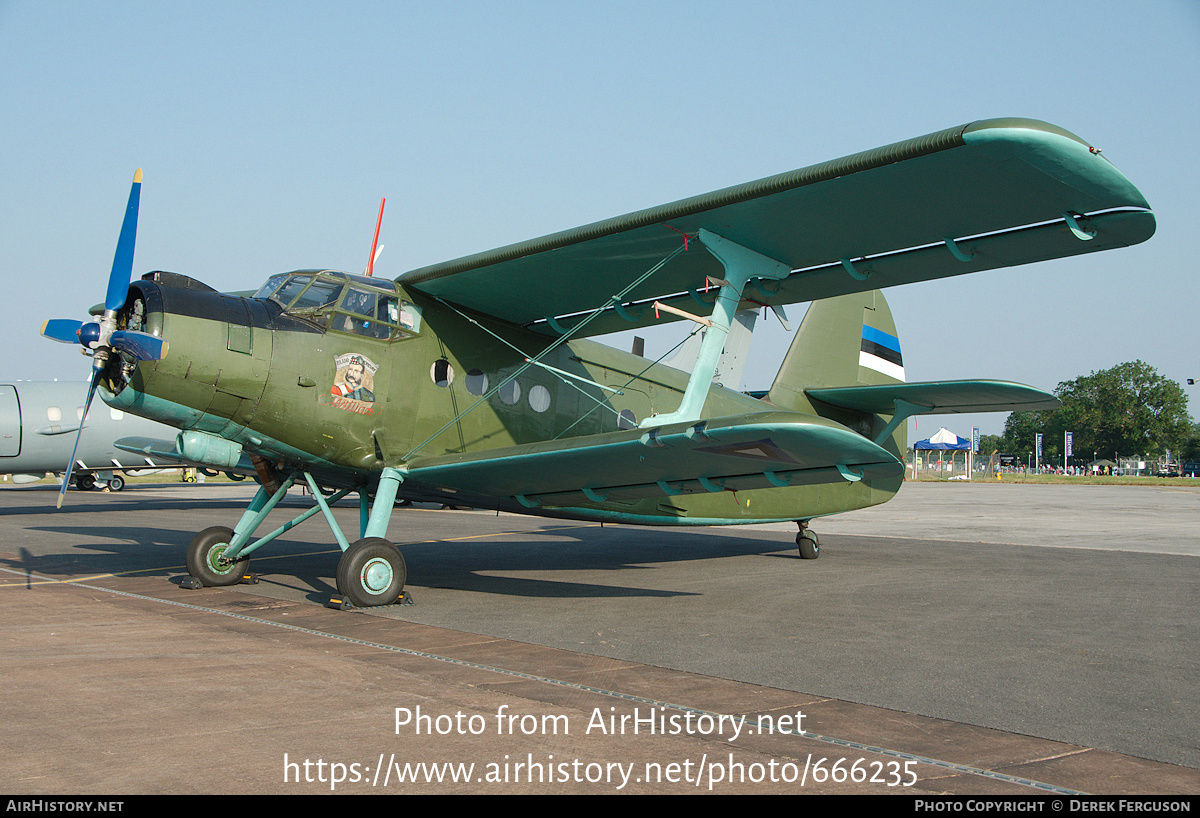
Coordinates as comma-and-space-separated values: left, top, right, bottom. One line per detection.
102, 269, 904, 524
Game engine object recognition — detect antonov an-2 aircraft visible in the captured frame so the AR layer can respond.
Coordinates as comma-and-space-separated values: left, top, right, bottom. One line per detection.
42, 118, 1154, 607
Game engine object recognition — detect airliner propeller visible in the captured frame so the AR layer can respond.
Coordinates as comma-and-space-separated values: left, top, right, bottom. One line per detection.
39, 169, 168, 506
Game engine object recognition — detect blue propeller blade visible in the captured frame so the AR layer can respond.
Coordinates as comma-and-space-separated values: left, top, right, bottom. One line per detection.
41, 319, 84, 344
47, 169, 148, 509
104, 169, 142, 312
110, 330, 168, 362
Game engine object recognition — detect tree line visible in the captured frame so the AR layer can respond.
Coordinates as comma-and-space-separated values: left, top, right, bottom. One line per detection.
975, 361, 1197, 463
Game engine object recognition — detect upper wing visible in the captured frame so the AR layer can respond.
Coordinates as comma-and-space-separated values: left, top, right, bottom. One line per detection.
397, 118, 1154, 337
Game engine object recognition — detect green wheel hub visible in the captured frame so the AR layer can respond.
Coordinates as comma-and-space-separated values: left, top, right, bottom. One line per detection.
360, 556, 394, 595
337, 538, 406, 607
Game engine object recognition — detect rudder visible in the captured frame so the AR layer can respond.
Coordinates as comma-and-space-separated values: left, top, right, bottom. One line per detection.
767, 289, 904, 413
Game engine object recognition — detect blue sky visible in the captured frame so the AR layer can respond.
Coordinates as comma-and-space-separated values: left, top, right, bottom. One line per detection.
2, 0, 1197, 437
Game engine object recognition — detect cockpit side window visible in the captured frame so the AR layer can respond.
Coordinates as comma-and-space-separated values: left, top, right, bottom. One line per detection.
395, 299, 420, 333
342, 288, 378, 318
330, 287, 388, 338
326, 287, 420, 341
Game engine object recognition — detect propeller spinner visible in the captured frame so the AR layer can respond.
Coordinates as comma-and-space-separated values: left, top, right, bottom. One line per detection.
40, 169, 168, 506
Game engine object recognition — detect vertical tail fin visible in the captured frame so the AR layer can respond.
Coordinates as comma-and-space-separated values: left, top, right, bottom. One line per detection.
767, 289, 904, 412
665, 308, 758, 388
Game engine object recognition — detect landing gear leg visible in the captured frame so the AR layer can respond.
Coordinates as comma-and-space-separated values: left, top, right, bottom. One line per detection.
795, 519, 819, 559
182, 466, 409, 608
335, 467, 407, 607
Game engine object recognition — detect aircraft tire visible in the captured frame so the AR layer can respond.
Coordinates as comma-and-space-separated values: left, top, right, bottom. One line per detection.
186, 526, 249, 586
337, 538, 405, 607
109, 474, 125, 492
797, 530, 820, 559
76, 474, 96, 491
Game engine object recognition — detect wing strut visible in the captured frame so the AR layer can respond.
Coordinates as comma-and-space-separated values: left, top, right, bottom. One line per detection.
872, 399, 933, 446
640, 228, 791, 428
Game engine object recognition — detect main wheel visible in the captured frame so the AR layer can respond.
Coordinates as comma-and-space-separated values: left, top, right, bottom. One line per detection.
108, 474, 125, 491
797, 530, 820, 559
336, 538, 406, 607
76, 474, 96, 491
186, 526, 249, 586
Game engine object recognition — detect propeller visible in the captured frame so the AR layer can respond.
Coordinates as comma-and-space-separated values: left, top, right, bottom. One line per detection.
40, 169, 168, 507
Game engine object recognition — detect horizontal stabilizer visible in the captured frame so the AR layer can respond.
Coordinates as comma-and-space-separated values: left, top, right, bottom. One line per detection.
807, 380, 1059, 415
404, 411, 902, 509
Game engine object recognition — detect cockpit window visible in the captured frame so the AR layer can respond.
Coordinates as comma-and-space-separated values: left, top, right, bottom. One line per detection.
330, 287, 386, 338
253, 273, 288, 300
327, 287, 420, 340
271, 275, 313, 306
254, 270, 420, 340
342, 287, 378, 318
289, 280, 344, 311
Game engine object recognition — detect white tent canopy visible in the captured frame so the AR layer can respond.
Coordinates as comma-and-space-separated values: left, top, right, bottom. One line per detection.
914, 427, 970, 450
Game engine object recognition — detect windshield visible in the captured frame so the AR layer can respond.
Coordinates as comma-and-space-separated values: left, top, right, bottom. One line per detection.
289, 279, 344, 311
271, 275, 312, 306
252, 273, 288, 300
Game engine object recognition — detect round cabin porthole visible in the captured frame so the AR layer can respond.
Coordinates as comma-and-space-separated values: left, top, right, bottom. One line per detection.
528, 384, 551, 413
465, 369, 488, 396
498, 379, 521, 405
431, 358, 454, 387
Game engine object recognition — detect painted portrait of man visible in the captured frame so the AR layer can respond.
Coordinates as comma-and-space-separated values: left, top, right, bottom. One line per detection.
331, 353, 378, 403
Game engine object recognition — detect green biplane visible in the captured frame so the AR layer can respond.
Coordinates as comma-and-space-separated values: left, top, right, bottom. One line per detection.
42, 118, 1154, 607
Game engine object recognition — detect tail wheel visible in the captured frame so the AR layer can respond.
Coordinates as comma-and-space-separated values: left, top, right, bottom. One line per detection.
337, 538, 406, 607
797, 530, 819, 559
186, 526, 249, 586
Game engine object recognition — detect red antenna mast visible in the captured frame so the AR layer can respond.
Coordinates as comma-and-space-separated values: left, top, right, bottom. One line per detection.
365, 197, 385, 277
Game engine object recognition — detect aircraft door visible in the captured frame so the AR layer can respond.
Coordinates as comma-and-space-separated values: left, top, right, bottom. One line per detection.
0, 385, 20, 456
